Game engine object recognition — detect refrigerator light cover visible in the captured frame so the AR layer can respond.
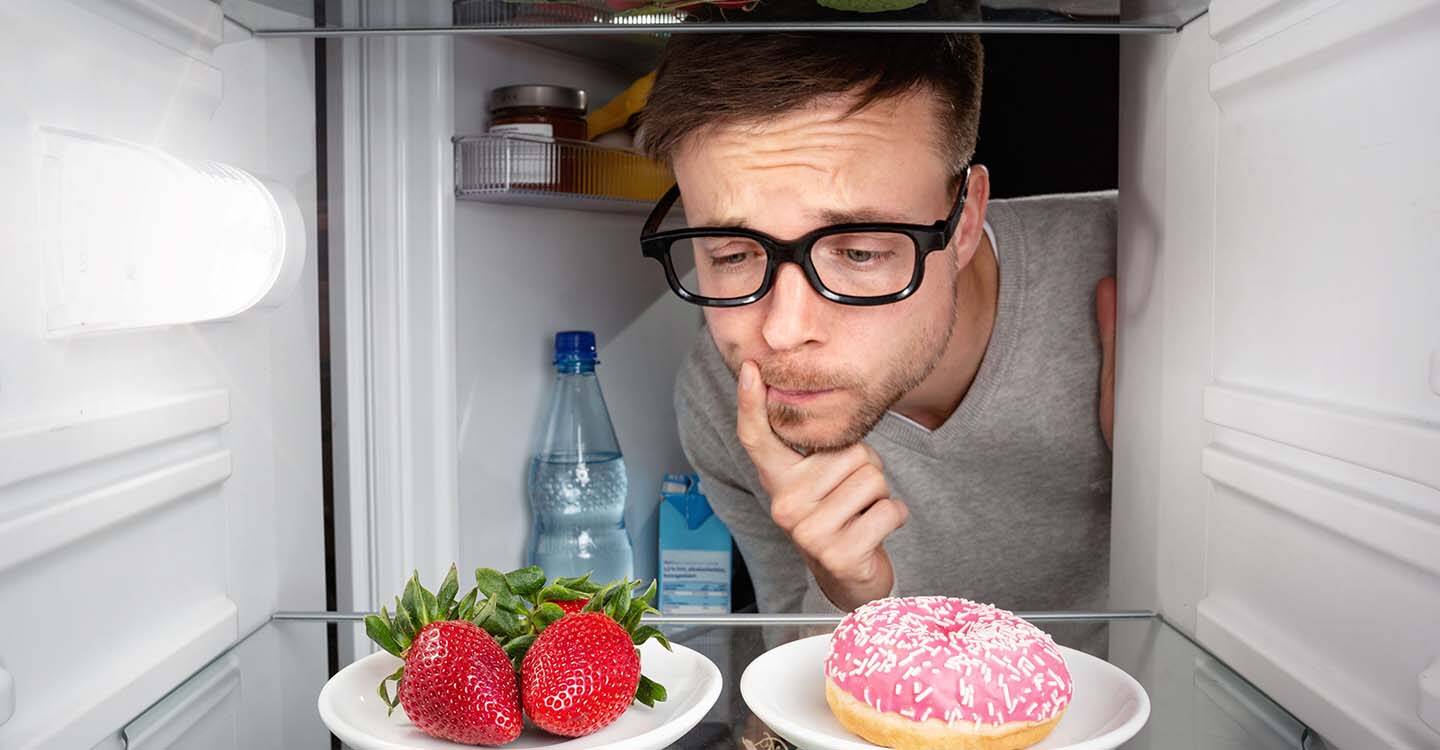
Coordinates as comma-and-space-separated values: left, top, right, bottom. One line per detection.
37, 128, 305, 335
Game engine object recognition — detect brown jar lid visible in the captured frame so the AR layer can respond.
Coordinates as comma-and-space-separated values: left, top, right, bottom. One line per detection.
489, 84, 587, 114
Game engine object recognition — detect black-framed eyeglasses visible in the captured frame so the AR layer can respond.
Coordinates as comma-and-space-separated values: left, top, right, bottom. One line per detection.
640, 165, 970, 307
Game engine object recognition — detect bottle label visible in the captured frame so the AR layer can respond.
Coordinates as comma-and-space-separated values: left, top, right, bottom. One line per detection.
490, 123, 554, 138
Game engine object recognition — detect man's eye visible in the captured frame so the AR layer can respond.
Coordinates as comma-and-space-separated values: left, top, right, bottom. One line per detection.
710, 248, 760, 267
837, 248, 890, 265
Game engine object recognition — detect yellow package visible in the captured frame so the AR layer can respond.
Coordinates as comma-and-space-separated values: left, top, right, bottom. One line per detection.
586, 71, 656, 141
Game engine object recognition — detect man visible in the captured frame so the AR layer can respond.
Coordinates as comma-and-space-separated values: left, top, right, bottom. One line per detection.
638, 33, 1117, 652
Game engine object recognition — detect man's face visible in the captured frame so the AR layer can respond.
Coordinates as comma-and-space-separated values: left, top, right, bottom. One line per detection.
672, 91, 967, 453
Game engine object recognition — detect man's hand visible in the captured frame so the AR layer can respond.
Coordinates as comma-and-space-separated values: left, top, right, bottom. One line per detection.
1096, 276, 1116, 450
735, 361, 908, 612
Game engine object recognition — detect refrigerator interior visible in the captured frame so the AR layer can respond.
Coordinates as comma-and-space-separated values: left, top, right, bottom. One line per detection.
323, 5, 1440, 747
0, 0, 1436, 748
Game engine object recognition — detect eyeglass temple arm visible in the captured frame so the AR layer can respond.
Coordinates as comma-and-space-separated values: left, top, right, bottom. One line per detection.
643, 184, 682, 236
945, 164, 973, 236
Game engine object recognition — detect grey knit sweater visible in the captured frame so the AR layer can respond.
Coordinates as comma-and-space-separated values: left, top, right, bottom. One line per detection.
675, 191, 1117, 653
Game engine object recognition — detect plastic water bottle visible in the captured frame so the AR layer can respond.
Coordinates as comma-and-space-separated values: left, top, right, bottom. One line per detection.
527, 331, 635, 581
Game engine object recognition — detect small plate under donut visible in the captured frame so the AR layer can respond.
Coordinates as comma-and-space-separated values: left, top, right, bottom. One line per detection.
741, 635, 1149, 750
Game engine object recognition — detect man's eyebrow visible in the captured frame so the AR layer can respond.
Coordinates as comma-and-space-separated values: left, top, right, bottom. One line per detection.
688, 207, 922, 230
692, 216, 752, 230
819, 207, 918, 224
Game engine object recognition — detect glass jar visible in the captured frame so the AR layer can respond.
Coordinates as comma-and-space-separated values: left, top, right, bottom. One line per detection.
487, 84, 587, 192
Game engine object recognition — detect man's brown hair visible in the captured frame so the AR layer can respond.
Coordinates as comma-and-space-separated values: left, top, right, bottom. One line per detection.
638, 33, 984, 176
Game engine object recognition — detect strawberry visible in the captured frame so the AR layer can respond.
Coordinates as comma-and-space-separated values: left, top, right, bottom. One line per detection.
397, 621, 522, 745
521, 613, 639, 736
365, 567, 522, 746
384, 566, 673, 739
518, 580, 671, 737
555, 598, 589, 615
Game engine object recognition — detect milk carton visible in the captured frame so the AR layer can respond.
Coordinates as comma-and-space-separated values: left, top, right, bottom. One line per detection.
657, 473, 732, 614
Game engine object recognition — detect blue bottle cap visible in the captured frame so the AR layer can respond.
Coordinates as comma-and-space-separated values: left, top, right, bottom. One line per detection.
554, 330, 598, 365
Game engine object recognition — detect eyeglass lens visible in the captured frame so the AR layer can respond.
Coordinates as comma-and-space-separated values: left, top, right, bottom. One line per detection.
674, 232, 918, 301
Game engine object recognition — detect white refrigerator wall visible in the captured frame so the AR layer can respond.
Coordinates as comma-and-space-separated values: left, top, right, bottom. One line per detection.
452, 37, 702, 585
1114, 1, 1440, 748
0, 1, 328, 748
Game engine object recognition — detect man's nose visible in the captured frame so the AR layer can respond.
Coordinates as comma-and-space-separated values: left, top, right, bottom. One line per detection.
760, 263, 825, 353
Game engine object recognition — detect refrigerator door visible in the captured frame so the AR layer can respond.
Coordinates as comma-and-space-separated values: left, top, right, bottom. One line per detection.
0, 1, 326, 748
1114, 1, 1440, 749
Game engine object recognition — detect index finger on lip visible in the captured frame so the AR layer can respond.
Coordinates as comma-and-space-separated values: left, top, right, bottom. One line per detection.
735, 360, 801, 470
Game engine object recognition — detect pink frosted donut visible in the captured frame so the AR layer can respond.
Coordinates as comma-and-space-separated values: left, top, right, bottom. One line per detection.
824, 596, 1073, 750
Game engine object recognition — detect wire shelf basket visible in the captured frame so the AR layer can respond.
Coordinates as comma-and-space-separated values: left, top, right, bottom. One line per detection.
454, 132, 674, 213
452, 0, 688, 27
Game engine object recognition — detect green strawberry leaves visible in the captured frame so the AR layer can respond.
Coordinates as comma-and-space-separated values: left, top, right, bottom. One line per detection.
554, 573, 604, 595
502, 633, 538, 670
417, 576, 440, 625
537, 583, 589, 602
385, 565, 466, 641
400, 575, 421, 627
365, 611, 404, 658
455, 587, 479, 622
468, 569, 531, 641
363, 564, 674, 716
393, 595, 417, 644
631, 625, 671, 651
574, 579, 671, 653
475, 567, 511, 599
505, 565, 546, 597
625, 581, 661, 632
531, 602, 567, 633
472, 567, 536, 640
635, 675, 668, 708
378, 665, 405, 716
436, 565, 460, 616
480, 606, 526, 639
607, 581, 633, 623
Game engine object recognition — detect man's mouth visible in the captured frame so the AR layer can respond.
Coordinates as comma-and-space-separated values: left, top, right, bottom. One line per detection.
767, 387, 838, 407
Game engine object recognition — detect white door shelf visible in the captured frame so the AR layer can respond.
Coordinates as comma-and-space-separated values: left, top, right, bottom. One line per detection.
454, 133, 673, 214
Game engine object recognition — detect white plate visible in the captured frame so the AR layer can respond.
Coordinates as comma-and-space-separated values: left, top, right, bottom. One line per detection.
741, 635, 1149, 750
319, 639, 722, 750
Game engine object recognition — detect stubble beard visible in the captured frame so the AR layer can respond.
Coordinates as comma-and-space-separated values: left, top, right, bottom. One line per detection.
759, 283, 961, 455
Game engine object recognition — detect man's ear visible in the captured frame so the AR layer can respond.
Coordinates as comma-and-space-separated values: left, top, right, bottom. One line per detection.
950, 164, 992, 269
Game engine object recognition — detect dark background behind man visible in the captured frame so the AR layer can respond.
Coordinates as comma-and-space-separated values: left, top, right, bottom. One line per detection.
976, 34, 1118, 199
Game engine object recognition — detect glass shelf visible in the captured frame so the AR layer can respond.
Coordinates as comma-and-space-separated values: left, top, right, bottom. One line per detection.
454, 132, 673, 214
123, 610, 1321, 749
225, 0, 1209, 39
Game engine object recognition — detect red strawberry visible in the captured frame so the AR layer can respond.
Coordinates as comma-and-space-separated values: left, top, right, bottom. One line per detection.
522, 613, 640, 736
555, 598, 589, 615
518, 580, 671, 737
366, 567, 522, 747
398, 621, 522, 745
